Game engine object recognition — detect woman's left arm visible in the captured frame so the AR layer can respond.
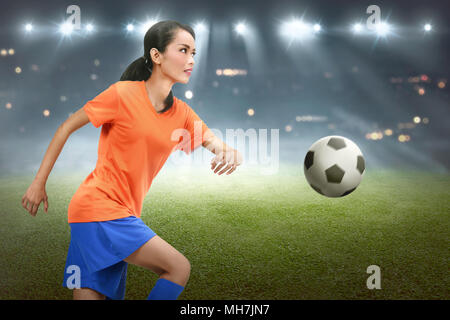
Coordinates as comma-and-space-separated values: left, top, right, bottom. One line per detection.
202, 136, 243, 175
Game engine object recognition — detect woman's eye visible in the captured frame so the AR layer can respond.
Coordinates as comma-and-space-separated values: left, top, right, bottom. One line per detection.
181, 48, 196, 56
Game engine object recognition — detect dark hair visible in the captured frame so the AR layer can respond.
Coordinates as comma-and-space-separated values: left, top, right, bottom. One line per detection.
120, 20, 195, 113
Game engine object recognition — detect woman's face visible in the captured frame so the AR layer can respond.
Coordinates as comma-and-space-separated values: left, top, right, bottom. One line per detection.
154, 29, 196, 84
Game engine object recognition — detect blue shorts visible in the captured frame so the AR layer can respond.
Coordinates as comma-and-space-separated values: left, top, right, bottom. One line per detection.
62, 215, 157, 300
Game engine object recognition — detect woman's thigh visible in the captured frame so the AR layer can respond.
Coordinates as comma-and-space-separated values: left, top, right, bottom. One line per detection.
124, 235, 190, 277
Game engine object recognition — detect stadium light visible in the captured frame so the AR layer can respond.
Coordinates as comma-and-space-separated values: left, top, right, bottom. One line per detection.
313, 24, 321, 32
280, 19, 314, 40
235, 22, 247, 35
194, 22, 206, 32
185, 90, 193, 99
291, 20, 310, 34
352, 23, 363, 33
375, 22, 390, 36
126, 24, 134, 32
424, 23, 432, 32
25, 23, 33, 32
59, 22, 74, 35
85, 23, 94, 32
140, 20, 157, 34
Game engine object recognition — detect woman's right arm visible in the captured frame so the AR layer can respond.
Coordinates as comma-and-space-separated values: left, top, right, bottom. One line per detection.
21, 107, 91, 216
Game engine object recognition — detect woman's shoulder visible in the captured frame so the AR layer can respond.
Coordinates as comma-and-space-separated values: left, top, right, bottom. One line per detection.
114, 80, 142, 89
111, 80, 144, 98
173, 95, 190, 110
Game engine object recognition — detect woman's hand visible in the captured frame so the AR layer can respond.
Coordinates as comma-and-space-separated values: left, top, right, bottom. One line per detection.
22, 179, 49, 216
211, 149, 243, 175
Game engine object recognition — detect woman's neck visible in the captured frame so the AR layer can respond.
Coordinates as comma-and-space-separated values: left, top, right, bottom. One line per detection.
145, 71, 174, 112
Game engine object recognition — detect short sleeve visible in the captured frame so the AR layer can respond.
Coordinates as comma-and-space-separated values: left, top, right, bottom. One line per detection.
83, 83, 119, 128
175, 102, 215, 155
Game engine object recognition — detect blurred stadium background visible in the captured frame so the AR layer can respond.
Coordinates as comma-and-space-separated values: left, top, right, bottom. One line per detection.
0, 0, 449, 177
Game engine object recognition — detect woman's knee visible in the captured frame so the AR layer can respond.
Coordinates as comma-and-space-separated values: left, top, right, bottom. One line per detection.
169, 255, 191, 278
164, 255, 191, 286
124, 235, 191, 282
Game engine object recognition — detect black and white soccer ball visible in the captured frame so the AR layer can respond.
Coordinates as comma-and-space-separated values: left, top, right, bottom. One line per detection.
303, 135, 365, 197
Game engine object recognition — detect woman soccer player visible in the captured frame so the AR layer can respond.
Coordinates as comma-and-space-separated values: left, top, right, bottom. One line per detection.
21, 20, 243, 300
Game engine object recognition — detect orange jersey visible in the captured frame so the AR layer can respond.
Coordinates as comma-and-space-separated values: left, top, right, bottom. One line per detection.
67, 80, 215, 223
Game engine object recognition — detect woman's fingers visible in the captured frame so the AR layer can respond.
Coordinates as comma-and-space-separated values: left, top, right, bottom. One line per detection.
24, 199, 31, 212
32, 202, 40, 216
226, 165, 237, 175
211, 150, 243, 175
217, 163, 233, 175
29, 202, 37, 216
213, 160, 227, 173
211, 152, 224, 169
22, 183, 49, 216
22, 196, 39, 216
24, 199, 32, 215
217, 152, 235, 175
211, 153, 224, 171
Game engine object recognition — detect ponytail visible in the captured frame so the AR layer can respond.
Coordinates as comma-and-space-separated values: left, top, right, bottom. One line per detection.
119, 56, 152, 81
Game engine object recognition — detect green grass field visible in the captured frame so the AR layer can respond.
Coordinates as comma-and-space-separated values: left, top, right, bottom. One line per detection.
0, 164, 449, 299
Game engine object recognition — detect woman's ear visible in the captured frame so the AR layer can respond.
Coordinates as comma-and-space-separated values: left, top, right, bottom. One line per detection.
150, 48, 161, 65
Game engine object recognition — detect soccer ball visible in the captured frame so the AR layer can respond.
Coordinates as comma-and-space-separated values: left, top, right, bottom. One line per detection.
303, 135, 365, 197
